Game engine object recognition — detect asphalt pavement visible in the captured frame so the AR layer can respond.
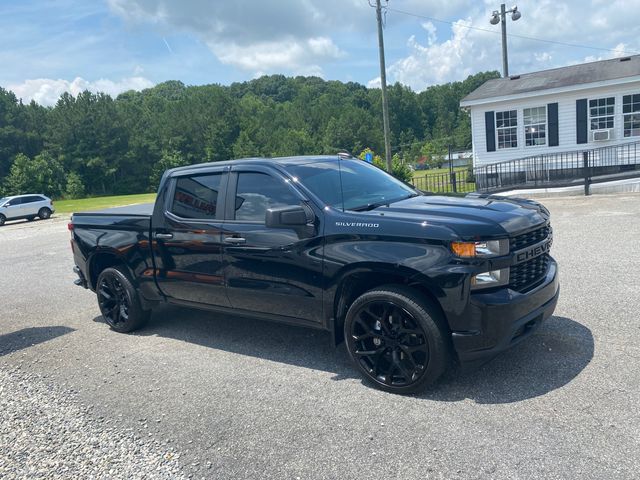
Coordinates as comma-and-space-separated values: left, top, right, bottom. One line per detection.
1, 193, 639, 479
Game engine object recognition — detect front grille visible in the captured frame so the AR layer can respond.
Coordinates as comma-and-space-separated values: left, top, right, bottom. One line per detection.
510, 254, 550, 293
510, 224, 550, 251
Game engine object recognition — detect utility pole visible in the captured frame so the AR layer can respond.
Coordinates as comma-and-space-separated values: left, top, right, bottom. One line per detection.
490, 4, 521, 78
500, 4, 508, 77
375, 0, 392, 172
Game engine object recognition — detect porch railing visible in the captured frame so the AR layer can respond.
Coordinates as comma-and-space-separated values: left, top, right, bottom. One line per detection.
474, 140, 640, 193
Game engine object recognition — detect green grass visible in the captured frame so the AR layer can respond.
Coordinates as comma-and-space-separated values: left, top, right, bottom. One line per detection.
54, 193, 157, 215
411, 166, 476, 193
411, 166, 469, 180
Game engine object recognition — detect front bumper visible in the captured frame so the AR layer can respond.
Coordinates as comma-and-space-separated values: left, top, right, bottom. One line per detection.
451, 259, 559, 367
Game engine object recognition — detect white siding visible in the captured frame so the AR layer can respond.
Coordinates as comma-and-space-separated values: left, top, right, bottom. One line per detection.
469, 80, 640, 167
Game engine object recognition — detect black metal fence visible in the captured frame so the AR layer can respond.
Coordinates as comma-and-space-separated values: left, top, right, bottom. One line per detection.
475, 140, 640, 193
412, 170, 476, 194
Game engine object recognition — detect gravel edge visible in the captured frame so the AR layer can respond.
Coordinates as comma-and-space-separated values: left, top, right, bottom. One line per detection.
0, 366, 187, 480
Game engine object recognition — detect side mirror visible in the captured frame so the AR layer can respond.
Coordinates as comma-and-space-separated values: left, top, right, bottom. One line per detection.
265, 205, 311, 229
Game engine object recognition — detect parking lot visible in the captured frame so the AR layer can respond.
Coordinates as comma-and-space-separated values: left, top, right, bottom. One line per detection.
1, 193, 639, 479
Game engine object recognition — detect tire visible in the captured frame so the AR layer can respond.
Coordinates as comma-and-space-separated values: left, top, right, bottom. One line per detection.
344, 285, 449, 394
96, 267, 150, 333
38, 208, 52, 220
0, 214, 5, 226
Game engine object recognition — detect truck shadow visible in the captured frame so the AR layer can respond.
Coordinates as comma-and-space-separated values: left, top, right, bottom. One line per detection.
100, 309, 592, 404
0, 326, 75, 357
422, 316, 594, 404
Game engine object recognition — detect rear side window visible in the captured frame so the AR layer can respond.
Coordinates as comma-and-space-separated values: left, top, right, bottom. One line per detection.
171, 173, 223, 220
234, 172, 299, 222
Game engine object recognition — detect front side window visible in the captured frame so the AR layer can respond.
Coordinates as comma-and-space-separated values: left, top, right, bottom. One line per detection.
623, 94, 640, 137
589, 97, 615, 130
234, 172, 300, 222
285, 159, 416, 211
496, 110, 518, 149
171, 173, 222, 220
523, 106, 547, 146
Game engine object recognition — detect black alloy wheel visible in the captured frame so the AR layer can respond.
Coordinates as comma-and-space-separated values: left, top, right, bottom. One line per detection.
345, 286, 448, 394
96, 267, 150, 333
98, 273, 131, 327
0, 215, 5, 226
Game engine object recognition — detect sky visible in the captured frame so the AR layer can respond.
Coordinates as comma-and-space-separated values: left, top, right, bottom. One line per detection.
1, 0, 639, 106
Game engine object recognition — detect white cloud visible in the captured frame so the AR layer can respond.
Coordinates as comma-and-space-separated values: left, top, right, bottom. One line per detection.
387, 20, 477, 91
8, 76, 154, 106
208, 36, 343, 74
534, 52, 552, 63
367, 76, 381, 89
106, 0, 352, 76
421, 22, 437, 46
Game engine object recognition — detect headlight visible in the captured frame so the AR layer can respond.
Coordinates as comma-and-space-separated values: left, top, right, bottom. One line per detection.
471, 268, 510, 290
451, 239, 509, 258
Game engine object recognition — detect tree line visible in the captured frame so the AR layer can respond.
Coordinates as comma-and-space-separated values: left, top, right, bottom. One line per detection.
0, 71, 499, 198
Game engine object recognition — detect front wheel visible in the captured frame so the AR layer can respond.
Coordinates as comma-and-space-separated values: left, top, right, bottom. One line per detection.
38, 208, 52, 220
0, 214, 5, 226
344, 285, 449, 394
96, 267, 150, 333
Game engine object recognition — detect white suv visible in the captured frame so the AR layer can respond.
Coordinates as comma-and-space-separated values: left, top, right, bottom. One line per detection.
0, 194, 55, 226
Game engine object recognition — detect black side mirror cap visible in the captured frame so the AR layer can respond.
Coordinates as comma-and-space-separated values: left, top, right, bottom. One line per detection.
265, 205, 312, 228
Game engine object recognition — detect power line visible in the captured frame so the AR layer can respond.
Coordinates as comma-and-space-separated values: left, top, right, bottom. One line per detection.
386, 7, 640, 57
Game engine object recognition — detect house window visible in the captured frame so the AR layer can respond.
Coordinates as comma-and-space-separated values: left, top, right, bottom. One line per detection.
496, 110, 518, 149
623, 94, 640, 137
523, 106, 547, 146
589, 97, 615, 130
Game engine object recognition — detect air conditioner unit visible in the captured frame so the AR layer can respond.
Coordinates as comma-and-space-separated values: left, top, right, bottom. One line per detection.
591, 129, 614, 142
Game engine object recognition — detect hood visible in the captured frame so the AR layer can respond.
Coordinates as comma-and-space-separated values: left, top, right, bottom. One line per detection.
363, 194, 549, 239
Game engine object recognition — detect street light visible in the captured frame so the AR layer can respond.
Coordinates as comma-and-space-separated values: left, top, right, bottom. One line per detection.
489, 4, 521, 77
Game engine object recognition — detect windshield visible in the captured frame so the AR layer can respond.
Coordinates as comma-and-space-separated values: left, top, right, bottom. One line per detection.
285, 159, 418, 211
0, 197, 8, 206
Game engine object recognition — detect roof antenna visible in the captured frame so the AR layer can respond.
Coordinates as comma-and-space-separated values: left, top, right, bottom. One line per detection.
337, 150, 353, 159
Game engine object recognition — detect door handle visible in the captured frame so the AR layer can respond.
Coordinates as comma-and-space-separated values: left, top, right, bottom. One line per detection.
155, 233, 173, 240
224, 236, 246, 244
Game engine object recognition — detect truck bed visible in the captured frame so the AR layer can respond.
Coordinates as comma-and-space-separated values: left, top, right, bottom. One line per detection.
75, 202, 155, 216
71, 203, 152, 233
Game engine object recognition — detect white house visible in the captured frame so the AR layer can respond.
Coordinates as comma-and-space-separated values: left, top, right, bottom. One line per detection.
460, 55, 640, 168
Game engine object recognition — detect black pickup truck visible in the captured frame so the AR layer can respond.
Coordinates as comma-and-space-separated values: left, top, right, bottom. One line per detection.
70, 155, 559, 393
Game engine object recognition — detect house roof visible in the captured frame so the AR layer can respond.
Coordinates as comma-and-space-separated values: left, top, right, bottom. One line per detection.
461, 54, 640, 105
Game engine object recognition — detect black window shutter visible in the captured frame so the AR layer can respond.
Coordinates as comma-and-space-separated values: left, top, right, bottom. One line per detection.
576, 99, 588, 144
485, 111, 496, 152
548, 103, 559, 147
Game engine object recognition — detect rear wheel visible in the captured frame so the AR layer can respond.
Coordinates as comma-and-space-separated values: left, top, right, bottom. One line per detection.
0, 214, 5, 226
344, 285, 449, 394
96, 267, 150, 333
38, 208, 52, 220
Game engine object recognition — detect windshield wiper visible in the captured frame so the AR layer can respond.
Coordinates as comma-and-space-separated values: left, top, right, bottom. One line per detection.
350, 193, 420, 212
